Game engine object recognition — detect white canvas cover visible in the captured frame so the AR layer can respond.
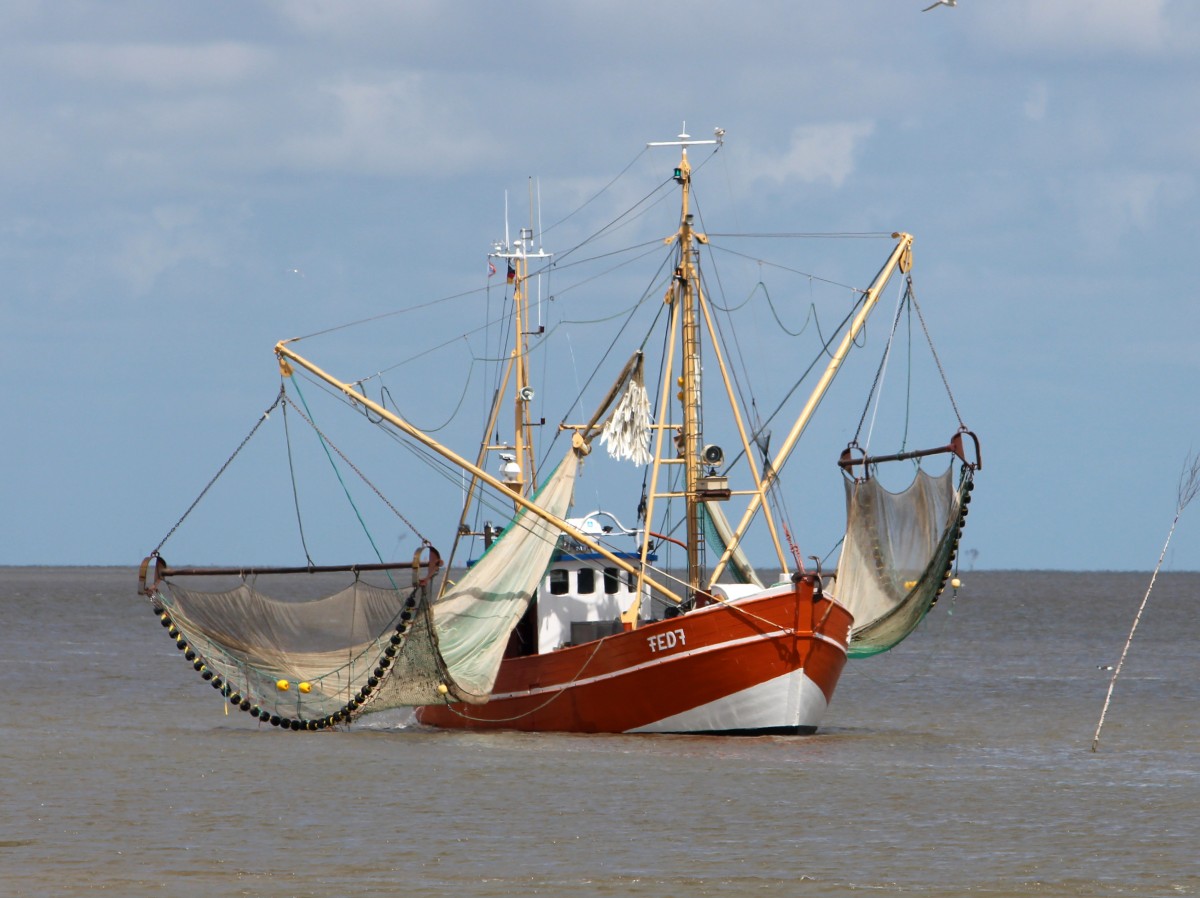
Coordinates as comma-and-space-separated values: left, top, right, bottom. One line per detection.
392, 446, 581, 703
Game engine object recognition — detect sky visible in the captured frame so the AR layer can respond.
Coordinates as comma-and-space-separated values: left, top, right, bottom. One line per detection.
2, 0, 1199, 571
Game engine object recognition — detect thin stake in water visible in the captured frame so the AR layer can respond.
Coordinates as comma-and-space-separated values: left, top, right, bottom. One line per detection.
1091, 451, 1200, 752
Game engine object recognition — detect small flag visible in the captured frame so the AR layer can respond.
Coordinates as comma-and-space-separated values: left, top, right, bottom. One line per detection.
506, 262, 516, 284
487, 260, 497, 277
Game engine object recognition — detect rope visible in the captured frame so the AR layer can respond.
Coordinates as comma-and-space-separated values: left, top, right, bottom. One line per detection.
852, 282, 909, 446
281, 398, 316, 566
439, 637, 609, 723
281, 389, 430, 548
707, 242, 870, 295
153, 389, 284, 555
906, 275, 965, 428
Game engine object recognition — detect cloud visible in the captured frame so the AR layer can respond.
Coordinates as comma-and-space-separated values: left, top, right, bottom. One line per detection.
1023, 83, 1049, 122
1062, 169, 1195, 257
979, 0, 1192, 57
744, 122, 876, 189
268, 0, 441, 39
111, 204, 238, 297
279, 74, 505, 177
25, 41, 270, 90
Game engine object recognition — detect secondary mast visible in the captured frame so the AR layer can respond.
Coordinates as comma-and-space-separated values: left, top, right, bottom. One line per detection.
440, 187, 552, 582
489, 188, 551, 499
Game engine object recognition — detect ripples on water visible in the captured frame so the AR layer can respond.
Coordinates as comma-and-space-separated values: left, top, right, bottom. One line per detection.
1, 568, 1196, 897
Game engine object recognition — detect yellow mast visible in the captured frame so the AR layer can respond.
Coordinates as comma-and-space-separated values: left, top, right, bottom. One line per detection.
504, 225, 542, 498
489, 192, 548, 501
440, 212, 547, 584
640, 127, 723, 605
623, 126, 912, 622
678, 154, 704, 594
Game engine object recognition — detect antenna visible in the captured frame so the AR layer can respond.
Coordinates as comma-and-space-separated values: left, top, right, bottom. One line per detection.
647, 123, 724, 150
536, 177, 545, 329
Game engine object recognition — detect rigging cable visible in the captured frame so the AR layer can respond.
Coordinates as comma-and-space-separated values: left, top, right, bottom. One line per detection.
707, 241, 873, 295
690, 190, 758, 436
538, 251, 675, 470
280, 398, 316, 567
152, 389, 284, 556
284, 379, 427, 587
856, 277, 910, 453
906, 275, 965, 428
552, 176, 677, 265
539, 146, 649, 239
716, 297, 864, 473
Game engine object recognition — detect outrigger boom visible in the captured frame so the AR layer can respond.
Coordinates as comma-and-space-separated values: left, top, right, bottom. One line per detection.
273, 342, 686, 607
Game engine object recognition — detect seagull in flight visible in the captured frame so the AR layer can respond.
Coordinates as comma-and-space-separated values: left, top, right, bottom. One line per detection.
923, 0, 956, 10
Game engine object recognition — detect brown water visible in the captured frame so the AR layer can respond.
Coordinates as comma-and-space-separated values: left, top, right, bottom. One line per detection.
1, 568, 1197, 897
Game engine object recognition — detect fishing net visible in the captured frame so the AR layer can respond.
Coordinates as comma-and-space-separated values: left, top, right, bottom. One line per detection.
150, 574, 425, 728
142, 447, 581, 728
835, 464, 973, 658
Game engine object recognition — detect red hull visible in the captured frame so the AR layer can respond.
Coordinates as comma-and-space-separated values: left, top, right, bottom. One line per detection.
415, 579, 852, 734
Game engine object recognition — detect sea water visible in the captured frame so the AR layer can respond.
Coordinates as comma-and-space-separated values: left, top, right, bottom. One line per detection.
0, 568, 1196, 897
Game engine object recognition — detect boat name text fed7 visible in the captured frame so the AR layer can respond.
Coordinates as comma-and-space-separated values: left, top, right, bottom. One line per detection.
647, 628, 686, 653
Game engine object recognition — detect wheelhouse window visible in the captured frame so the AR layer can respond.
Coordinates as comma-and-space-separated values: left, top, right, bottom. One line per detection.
577, 568, 595, 594
603, 568, 620, 595
549, 569, 570, 595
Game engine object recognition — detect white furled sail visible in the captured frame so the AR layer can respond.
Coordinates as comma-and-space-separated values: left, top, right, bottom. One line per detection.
835, 465, 971, 657
599, 363, 652, 467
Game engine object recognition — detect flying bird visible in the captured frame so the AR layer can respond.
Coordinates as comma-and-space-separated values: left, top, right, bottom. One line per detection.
923, 0, 956, 10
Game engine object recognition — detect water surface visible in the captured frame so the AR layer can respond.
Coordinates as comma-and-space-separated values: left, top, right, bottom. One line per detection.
1, 568, 1195, 896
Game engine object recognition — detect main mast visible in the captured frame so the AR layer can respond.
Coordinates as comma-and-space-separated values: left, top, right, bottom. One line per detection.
648, 127, 722, 599
637, 126, 911, 607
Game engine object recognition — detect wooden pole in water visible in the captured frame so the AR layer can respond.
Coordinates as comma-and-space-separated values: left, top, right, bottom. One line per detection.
1091, 451, 1200, 752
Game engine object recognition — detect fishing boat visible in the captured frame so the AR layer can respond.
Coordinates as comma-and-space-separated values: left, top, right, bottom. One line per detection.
138, 127, 979, 735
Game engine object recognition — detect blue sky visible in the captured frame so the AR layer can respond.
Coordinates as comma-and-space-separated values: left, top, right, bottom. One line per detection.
2, 1, 1198, 571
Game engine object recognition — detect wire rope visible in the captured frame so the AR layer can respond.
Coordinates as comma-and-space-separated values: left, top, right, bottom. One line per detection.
281, 399, 316, 566
284, 380, 421, 587
152, 389, 284, 555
